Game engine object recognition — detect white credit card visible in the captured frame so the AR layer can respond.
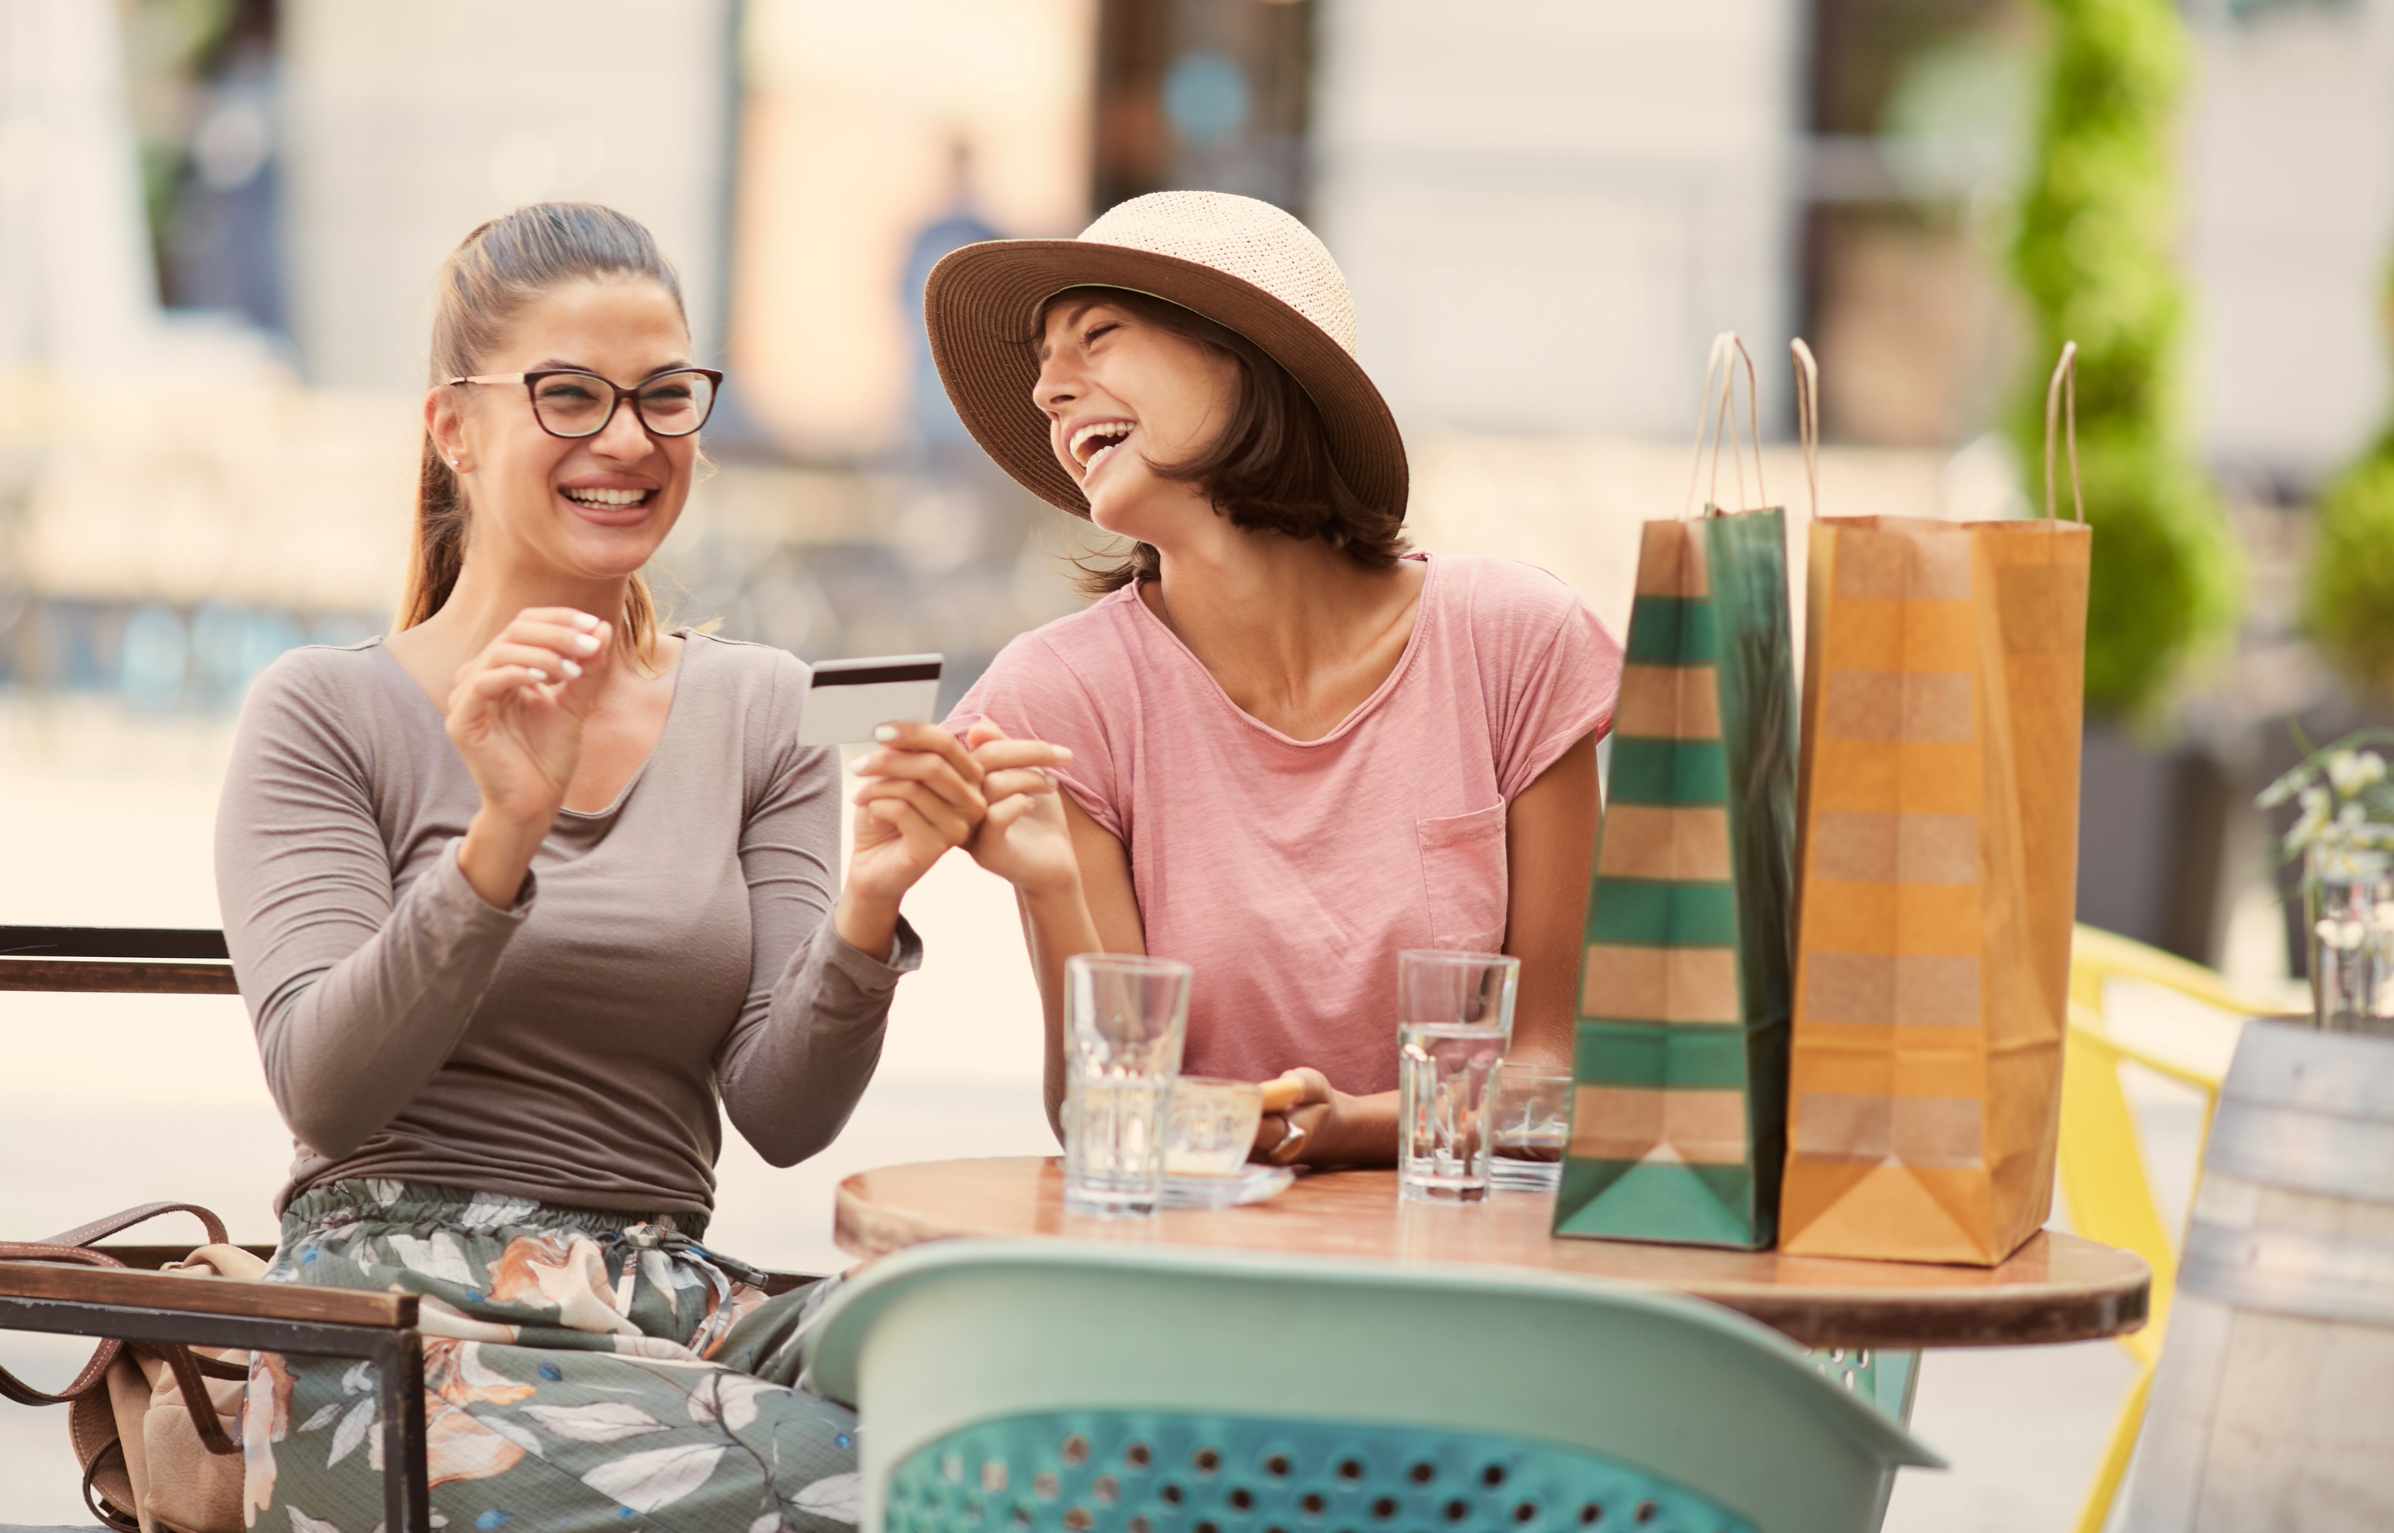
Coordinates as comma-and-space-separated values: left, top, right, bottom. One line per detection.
796, 654, 944, 747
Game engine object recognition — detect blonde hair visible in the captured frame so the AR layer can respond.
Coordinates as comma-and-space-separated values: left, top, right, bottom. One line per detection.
400, 203, 687, 663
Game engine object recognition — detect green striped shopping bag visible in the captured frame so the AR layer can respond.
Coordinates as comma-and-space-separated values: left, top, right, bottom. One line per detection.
1552, 337, 1802, 1250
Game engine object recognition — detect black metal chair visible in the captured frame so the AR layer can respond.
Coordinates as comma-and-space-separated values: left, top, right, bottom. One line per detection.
0, 926, 429, 1531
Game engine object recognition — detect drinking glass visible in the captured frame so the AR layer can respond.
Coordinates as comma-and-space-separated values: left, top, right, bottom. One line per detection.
1488, 1062, 1573, 1192
1063, 954, 1192, 1215
1396, 950, 1519, 1202
1164, 1076, 1265, 1179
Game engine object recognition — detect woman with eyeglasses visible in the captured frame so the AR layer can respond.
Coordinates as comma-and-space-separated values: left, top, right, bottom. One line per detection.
213, 203, 1061, 1529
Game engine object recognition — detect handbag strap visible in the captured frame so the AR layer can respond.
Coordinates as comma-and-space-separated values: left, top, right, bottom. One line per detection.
0, 1245, 127, 1406
0, 1202, 245, 1454
81, 1439, 142, 1533
40, 1201, 230, 1250
148, 1342, 241, 1455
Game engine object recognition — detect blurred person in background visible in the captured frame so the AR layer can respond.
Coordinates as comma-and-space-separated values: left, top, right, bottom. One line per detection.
899, 133, 1001, 470
921, 192, 1623, 1170
212, 202, 1065, 1529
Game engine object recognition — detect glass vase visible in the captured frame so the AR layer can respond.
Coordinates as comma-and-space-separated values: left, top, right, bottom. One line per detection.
2306, 839, 2394, 1036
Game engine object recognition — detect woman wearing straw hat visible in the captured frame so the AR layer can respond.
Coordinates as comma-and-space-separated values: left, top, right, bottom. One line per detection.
901, 191, 1623, 1166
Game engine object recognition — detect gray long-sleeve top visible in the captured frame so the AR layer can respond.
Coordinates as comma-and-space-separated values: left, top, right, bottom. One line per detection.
213, 632, 916, 1217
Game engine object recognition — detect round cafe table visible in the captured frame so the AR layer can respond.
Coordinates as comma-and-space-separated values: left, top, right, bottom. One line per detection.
833, 1156, 2151, 1353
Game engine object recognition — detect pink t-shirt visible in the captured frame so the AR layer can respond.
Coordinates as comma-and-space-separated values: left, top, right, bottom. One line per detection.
948, 552, 1622, 1094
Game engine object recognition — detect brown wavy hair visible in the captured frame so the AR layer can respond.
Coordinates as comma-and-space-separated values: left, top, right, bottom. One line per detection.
400, 203, 686, 662
1042, 288, 1408, 596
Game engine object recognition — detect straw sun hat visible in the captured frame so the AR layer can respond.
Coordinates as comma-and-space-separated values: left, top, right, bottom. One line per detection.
922, 190, 1408, 521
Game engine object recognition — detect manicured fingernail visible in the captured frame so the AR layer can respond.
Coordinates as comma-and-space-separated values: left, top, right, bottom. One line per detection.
575, 633, 600, 655
573, 612, 600, 631
874, 725, 899, 743
529, 669, 549, 683
1055, 747, 1075, 761
559, 659, 583, 679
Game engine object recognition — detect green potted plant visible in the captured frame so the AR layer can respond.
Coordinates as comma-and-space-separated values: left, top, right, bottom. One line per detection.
2304, 266, 2394, 701
2009, 0, 2242, 723
2009, 0, 2247, 960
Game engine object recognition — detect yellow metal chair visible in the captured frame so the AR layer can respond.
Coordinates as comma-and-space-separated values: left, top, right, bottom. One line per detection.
2058, 924, 2268, 1533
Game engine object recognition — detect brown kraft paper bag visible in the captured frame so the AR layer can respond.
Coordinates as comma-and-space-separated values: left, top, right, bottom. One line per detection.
1778, 344, 2091, 1265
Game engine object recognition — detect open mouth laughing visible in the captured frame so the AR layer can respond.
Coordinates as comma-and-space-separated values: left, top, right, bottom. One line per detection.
557, 481, 659, 524
1066, 418, 1136, 482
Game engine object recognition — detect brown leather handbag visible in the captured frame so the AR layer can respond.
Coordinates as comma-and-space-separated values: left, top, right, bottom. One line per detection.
0, 1203, 257, 1533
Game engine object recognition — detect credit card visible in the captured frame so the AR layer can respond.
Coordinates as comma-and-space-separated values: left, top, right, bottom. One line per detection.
795, 654, 944, 747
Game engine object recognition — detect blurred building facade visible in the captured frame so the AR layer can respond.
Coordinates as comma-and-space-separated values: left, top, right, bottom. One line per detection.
1314, 1, 1804, 440
3, 0, 2391, 726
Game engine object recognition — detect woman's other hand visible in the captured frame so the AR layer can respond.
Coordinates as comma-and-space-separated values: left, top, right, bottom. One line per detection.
960, 719, 1079, 896
1253, 1067, 1359, 1168
447, 608, 612, 907
846, 723, 990, 916
445, 608, 613, 826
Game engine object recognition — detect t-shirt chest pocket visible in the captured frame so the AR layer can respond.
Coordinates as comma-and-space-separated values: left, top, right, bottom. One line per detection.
1414, 801, 1510, 953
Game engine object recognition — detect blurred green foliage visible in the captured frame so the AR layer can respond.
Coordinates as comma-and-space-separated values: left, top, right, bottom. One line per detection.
2306, 316, 2394, 696
2009, 0, 2242, 723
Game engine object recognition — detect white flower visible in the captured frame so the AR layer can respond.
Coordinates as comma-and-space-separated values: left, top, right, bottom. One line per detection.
2287, 788, 2334, 856
2327, 750, 2389, 797
2258, 766, 2313, 809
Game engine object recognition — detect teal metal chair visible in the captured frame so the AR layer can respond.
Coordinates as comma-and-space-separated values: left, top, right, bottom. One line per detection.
1809, 1346, 1918, 1425
810, 1242, 1943, 1533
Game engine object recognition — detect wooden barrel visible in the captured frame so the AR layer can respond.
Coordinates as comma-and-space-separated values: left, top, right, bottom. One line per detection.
2128, 1020, 2394, 1531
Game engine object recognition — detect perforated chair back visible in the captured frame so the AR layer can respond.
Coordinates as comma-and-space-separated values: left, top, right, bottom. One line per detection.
810, 1240, 1942, 1533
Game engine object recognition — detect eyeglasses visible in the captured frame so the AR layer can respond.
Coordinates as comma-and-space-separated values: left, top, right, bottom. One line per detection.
446, 367, 723, 440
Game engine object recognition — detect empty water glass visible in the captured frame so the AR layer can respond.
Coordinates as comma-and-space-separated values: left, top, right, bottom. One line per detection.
1063, 953, 1192, 1215
1396, 950, 1519, 1203
1489, 1062, 1573, 1192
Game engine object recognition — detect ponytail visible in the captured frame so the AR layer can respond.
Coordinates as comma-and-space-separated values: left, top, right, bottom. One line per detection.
398, 438, 466, 631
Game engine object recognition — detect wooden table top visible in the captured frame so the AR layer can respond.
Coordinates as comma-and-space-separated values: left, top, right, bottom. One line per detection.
834, 1156, 2151, 1352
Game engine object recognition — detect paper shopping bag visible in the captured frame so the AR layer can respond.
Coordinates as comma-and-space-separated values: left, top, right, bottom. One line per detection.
1554, 336, 1801, 1250
1778, 344, 2092, 1265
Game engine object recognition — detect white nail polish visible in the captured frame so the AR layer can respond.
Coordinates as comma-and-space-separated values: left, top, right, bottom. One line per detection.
560, 659, 583, 679
573, 612, 600, 631
874, 725, 899, 743
529, 669, 549, 684
576, 633, 600, 655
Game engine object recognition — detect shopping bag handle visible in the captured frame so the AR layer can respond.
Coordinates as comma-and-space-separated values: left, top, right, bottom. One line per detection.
1791, 336, 1821, 522
2043, 340, 2085, 524
1684, 330, 1767, 517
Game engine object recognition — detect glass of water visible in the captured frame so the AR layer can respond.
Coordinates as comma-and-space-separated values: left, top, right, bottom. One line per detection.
1164, 1077, 1266, 1179
1063, 953, 1192, 1215
1396, 950, 1520, 1203
1488, 1062, 1574, 1193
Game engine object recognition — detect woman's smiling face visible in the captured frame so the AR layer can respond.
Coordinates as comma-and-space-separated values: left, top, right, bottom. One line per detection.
1030, 293, 1241, 540
437, 274, 699, 582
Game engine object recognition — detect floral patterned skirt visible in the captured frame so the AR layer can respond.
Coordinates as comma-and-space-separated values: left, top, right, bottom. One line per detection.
242, 1180, 860, 1532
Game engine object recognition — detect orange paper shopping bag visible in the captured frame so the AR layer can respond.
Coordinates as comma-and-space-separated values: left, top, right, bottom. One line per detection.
1778, 345, 2092, 1266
